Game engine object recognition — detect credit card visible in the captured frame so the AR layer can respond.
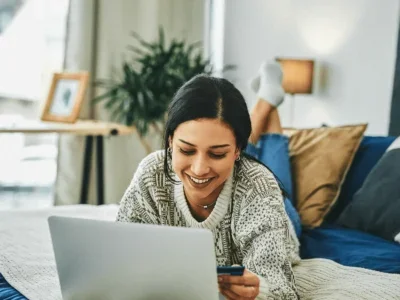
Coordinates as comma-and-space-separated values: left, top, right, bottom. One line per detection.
217, 266, 245, 276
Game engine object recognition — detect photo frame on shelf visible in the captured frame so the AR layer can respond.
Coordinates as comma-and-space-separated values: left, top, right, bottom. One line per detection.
41, 72, 89, 123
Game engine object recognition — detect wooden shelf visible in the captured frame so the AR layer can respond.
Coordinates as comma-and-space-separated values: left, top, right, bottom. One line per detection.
0, 120, 136, 136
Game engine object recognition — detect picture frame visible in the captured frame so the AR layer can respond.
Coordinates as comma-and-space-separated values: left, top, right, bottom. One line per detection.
41, 72, 89, 123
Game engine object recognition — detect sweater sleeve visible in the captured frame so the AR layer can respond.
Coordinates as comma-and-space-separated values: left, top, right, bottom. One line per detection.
115, 160, 160, 225
234, 172, 299, 300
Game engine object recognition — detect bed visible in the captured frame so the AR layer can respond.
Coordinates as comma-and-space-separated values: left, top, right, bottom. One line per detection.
1, 205, 400, 300
301, 224, 400, 274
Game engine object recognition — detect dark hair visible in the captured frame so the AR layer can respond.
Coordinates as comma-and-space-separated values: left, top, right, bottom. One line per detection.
162, 74, 288, 197
163, 74, 250, 180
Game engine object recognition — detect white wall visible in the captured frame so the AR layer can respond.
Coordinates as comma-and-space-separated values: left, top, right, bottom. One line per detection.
222, 0, 400, 135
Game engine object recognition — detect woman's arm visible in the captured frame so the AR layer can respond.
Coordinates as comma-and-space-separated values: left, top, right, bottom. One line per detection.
234, 172, 300, 299
116, 159, 160, 224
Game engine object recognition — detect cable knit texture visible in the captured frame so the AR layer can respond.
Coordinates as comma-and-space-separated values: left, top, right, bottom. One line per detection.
116, 150, 300, 299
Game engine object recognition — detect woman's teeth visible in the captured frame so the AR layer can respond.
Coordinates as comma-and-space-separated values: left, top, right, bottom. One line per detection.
190, 176, 211, 184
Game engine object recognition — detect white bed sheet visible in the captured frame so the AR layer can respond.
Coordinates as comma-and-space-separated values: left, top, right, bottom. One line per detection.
1, 205, 400, 300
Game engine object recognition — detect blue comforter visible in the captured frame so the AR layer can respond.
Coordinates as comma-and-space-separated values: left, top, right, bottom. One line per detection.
300, 224, 400, 274
0, 273, 26, 300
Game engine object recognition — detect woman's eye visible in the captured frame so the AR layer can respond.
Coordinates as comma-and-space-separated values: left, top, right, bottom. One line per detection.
209, 153, 227, 159
179, 148, 195, 155
178, 148, 226, 159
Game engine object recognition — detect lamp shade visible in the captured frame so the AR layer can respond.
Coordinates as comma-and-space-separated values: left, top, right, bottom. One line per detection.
276, 58, 314, 94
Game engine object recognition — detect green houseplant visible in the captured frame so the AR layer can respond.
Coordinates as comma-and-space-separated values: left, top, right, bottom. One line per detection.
93, 28, 232, 153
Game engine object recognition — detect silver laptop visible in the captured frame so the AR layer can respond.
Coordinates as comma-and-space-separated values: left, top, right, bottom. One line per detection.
48, 216, 220, 300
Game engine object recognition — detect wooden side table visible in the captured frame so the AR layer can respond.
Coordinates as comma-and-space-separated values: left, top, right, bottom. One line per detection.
0, 120, 135, 205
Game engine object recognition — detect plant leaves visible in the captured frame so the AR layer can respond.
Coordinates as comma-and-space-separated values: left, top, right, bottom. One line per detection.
91, 27, 235, 137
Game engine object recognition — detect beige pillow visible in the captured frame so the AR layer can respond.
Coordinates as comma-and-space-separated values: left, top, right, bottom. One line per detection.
289, 124, 367, 228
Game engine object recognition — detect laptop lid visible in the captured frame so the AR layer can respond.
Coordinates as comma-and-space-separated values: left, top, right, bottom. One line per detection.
48, 216, 219, 300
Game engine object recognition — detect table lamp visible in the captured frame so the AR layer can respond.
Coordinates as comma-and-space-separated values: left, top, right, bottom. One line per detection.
275, 58, 315, 126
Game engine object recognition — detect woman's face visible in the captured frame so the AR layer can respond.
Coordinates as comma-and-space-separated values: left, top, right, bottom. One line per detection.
170, 118, 239, 204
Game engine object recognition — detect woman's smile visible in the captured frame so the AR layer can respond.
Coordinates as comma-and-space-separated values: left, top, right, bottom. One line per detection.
186, 173, 215, 188
170, 118, 239, 205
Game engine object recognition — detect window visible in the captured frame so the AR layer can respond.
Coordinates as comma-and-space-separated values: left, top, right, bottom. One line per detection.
0, 0, 69, 101
0, 0, 69, 209
207, 0, 225, 77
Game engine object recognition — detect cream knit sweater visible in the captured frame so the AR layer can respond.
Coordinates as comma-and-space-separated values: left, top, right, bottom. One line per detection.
116, 150, 300, 299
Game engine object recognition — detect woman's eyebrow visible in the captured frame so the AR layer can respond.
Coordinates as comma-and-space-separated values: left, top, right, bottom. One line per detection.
178, 139, 231, 149
178, 139, 196, 147
210, 144, 231, 149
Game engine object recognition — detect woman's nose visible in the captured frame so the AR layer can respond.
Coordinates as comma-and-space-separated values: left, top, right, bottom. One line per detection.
191, 156, 210, 176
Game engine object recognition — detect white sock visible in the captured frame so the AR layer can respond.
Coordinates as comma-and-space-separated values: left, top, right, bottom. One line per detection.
256, 61, 285, 107
249, 75, 260, 93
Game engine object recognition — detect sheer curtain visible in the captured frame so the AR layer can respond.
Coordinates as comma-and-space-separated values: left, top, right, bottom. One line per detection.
55, 0, 205, 205
54, 0, 97, 205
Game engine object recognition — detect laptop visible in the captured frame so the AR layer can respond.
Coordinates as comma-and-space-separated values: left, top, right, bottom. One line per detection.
48, 216, 221, 300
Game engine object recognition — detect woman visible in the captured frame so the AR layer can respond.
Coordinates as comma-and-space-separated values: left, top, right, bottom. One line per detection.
116, 61, 300, 299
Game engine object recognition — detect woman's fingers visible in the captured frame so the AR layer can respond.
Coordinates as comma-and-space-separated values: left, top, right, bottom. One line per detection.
219, 286, 252, 300
218, 269, 260, 299
219, 283, 259, 298
229, 284, 259, 298
219, 270, 260, 286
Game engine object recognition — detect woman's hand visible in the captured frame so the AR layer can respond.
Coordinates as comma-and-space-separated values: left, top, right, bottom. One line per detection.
218, 269, 260, 300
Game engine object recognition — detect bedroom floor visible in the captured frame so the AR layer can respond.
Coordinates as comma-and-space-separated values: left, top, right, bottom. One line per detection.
0, 188, 53, 210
